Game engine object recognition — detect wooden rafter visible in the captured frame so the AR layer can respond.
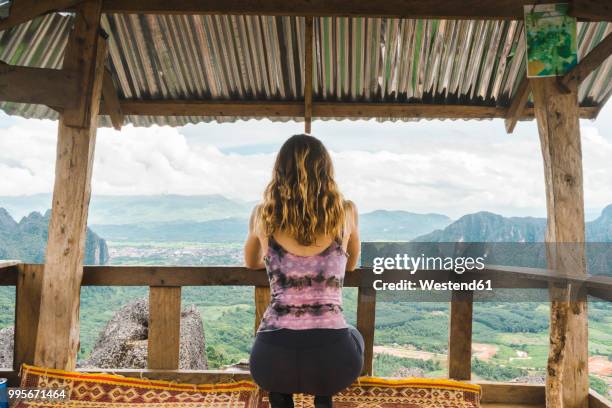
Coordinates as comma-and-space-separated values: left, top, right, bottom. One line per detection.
101, 67, 124, 130
303, 16, 313, 134
97, 100, 599, 120
0, 0, 81, 31
0, 62, 77, 108
100, 0, 612, 21
504, 76, 530, 134
562, 32, 612, 86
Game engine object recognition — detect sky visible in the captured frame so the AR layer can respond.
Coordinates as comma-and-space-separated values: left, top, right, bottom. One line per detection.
0, 103, 611, 220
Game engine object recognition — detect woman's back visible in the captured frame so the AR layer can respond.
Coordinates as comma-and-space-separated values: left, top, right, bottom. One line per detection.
258, 234, 348, 332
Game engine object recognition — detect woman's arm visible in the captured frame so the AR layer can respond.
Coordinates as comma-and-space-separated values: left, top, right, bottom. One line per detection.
345, 201, 360, 271
244, 206, 266, 270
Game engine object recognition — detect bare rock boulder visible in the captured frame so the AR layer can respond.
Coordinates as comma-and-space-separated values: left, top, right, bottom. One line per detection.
80, 298, 207, 370
0, 326, 13, 368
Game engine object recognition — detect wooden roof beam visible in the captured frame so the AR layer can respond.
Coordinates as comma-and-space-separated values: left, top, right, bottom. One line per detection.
101, 67, 124, 130
99, 99, 598, 120
0, 61, 77, 108
101, 0, 612, 22
505, 76, 530, 134
0, 0, 81, 31
562, 32, 612, 87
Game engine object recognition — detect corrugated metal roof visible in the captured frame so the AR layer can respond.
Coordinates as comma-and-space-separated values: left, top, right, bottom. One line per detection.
0, 13, 610, 126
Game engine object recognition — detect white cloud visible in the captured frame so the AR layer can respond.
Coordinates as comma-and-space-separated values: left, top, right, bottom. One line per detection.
0, 107, 611, 219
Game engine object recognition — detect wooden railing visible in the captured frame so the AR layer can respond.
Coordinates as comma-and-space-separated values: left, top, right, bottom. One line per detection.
0, 261, 611, 406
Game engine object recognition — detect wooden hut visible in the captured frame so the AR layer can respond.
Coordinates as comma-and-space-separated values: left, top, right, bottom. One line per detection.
0, 1, 611, 407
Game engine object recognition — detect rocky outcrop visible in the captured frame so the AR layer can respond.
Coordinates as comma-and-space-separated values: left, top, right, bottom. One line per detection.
0, 326, 13, 368
80, 298, 207, 370
392, 367, 425, 378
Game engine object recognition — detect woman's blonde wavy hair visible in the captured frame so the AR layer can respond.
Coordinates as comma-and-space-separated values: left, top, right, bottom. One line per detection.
257, 134, 345, 246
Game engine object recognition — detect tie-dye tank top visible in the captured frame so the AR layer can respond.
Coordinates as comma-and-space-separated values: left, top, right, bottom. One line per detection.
257, 236, 348, 332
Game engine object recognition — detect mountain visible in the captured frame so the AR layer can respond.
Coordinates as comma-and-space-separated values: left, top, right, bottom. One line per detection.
587, 204, 612, 242
360, 210, 452, 241
0, 208, 109, 264
93, 210, 452, 243
414, 207, 612, 243
0, 194, 253, 225
414, 211, 547, 242
93, 218, 248, 243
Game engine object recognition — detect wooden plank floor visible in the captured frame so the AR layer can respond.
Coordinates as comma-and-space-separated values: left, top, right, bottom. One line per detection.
482, 404, 545, 408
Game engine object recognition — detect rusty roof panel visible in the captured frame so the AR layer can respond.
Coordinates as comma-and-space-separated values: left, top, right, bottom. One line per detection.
0, 13, 610, 126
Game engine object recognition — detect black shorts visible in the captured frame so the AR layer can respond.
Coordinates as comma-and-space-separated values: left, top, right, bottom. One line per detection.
249, 326, 364, 396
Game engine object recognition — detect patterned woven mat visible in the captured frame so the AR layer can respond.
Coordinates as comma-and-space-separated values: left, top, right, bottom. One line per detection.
15, 364, 481, 407
257, 378, 481, 408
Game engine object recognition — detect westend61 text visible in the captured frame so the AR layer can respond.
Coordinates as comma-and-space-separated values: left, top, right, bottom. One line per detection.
373, 279, 493, 291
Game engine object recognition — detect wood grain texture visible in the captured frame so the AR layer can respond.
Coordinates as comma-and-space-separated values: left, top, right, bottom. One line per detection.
532, 76, 589, 408
0, 62, 78, 109
479, 382, 545, 404
254, 286, 271, 334
60, 0, 104, 128
101, 0, 610, 21
303, 16, 313, 134
569, 0, 612, 21
563, 33, 612, 86
505, 76, 530, 133
448, 290, 473, 380
34, 0, 105, 370
356, 286, 376, 375
148, 286, 182, 370
101, 67, 124, 130
104, 99, 599, 120
13, 264, 44, 371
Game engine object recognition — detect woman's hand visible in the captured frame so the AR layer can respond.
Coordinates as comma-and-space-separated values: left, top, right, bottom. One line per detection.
244, 205, 266, 269
344, 201, 360, 271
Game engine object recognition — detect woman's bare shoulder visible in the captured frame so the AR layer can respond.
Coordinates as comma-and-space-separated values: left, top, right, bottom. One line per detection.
343, 200, 359, 227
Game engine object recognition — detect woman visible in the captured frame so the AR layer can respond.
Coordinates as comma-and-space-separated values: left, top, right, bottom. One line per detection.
244, 134, 364, 408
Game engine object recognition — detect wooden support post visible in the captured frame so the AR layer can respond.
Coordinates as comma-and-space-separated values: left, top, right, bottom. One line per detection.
448, 290, 473, 380
254, 286, 271, 334
356, 286, 376, 376
148, 286, 182, 370
13, 264, 44, 371
34, 0, 105, 370
304, 17, 314, 134
532, 76, 588, 408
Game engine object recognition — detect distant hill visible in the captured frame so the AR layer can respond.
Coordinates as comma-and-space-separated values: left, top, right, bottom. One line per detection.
0, 194, 253, 225
587, 204, 612, 242
93, 210, 453, 243
360, 210, 451, 241
413, 207, 612, 243
0, 208, 109, 264
93, 218, 247, 243
414, 212, 547, 242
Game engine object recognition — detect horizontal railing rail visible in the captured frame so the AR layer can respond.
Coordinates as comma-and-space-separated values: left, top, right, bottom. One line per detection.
1, 263, 610, 294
